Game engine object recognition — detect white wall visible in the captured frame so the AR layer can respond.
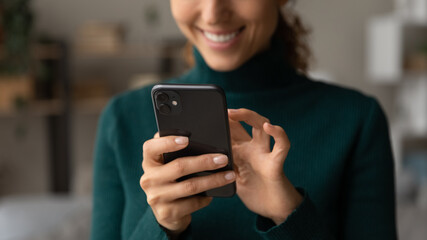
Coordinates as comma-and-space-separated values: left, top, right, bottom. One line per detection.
295, 0, 395, 117
31, 0, 181, 43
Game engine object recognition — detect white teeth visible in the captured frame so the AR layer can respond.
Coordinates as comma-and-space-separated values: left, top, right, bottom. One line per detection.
203, 30, 239, 43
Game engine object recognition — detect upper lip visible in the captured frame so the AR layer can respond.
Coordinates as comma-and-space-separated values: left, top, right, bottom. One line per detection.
198, 26, 245, 35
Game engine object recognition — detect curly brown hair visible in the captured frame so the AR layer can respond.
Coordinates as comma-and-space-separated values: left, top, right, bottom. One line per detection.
182, 5, 312, 74
276, 7, 312, 74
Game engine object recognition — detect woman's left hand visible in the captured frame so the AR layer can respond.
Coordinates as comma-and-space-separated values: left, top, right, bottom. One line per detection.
228, 108, 303, 225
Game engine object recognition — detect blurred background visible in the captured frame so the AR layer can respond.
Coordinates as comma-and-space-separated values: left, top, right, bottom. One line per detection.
0, 0, 426, 239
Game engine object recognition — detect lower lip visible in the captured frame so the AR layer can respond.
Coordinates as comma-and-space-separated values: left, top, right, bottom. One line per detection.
201, 29, 244, 51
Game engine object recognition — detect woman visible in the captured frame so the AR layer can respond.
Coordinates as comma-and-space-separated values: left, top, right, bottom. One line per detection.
91, 0, 397, 239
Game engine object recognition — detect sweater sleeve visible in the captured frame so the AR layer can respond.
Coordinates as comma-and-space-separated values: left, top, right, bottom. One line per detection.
255, 97, 397, 239
339, 98, 397, 239
90, 99, 124, 240
129, 207, 193, 240
90, 99, 171, 240
255, 188, 333, 239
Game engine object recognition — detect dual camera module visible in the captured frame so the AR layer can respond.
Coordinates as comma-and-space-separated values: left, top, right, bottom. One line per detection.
154, 91, 182, 115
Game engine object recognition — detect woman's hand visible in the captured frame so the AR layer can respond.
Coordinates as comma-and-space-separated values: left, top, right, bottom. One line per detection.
140, 133, 236, 235
228, 108, 303, 225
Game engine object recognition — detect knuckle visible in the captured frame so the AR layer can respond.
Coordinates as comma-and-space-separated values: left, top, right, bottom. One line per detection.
172, 159, 186, 175
282, 135, 291, 147
276, 142, 291, 155
139, 175, 151, 190
206, 174, 226, 189
141, 160, 148, 171
156, 206, 172, 221
275, 147, 286, 156
202, 155, 215, 168
276, 127, 286, 136
142, 140, 151, 153
183, 180, 198, 194
276, 125, 285, 133
240, 108, 250, 115
146, 193, 160, 206
213, 175, 227, 187
274, 125, 288, 139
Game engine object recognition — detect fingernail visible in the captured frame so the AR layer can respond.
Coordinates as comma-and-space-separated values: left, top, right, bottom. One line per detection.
265, 122, 272, 127
174, 137, 188, 145
228, 109, 237, 113
224, 172, 236, 181
213, 155, 228, 165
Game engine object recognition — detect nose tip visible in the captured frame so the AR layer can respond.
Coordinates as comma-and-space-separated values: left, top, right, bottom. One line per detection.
201, 0, 230, 25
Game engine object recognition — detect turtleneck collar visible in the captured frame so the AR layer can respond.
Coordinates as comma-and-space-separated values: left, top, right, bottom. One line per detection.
181, 36, 298, 93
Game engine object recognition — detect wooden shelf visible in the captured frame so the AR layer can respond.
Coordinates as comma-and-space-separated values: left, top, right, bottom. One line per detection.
72, 42, 186, 60
0, 97, 110, 117
0, 99, 64, 117
32, 44, 63, 60
0, 43, 64, 61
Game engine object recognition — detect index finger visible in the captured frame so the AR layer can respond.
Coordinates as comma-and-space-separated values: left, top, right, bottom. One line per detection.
228, 108, 270, 146
229, 119, 251, 143
142, 136, 189, 169
228, 108, 270, 129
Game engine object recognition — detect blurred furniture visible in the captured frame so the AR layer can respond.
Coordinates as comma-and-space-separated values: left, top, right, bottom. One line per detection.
74, 22, 125, 55
0, 195, 91, 240
0, 41, 72, 194
366, 6, 427, 175
0, 75, 32, 112
41, 42, 72, 193
366, 14, 427, 82
367, 3, 427, 239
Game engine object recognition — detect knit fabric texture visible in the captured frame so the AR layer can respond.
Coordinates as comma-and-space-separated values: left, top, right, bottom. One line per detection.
91, 38, 397, 240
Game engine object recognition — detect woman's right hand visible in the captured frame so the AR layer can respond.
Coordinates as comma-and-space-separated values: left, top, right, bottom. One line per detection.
140, 133, 236, 235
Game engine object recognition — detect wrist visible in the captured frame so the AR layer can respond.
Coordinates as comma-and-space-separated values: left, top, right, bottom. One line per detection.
271, 216, 287, 226
159, 223, 187, 239
157, 217, 191, 238
266, 182, 303, 225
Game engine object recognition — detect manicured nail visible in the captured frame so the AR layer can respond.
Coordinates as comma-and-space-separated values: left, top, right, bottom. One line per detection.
213, 155, 228, 165
174, 137, 188, 145
224, 172, 236, 181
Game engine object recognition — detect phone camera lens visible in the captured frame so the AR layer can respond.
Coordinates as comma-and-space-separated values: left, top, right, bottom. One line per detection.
156, 92, 169, 103
159, 104, 171, 114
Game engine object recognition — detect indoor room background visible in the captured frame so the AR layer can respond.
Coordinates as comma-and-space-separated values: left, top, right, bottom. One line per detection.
0, 0, 426, 239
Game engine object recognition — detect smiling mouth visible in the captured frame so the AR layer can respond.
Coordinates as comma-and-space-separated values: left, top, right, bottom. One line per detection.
201, 27, 245, 43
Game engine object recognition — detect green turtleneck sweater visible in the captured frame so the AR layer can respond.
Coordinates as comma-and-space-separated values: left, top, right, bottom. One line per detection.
91, 39, 397, 239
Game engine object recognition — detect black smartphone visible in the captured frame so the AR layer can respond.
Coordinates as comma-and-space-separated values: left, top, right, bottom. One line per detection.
151, 83, 235, 197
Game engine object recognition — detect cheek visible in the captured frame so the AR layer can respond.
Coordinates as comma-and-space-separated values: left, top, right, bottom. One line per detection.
170, 0, 199, 44
170, 1, 196, 28
239, 2, 278, 35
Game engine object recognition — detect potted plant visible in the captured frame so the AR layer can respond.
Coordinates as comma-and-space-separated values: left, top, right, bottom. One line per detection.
0, 0, 33, 113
